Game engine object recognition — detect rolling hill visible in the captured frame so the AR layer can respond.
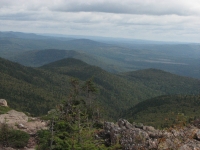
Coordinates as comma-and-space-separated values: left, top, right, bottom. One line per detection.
9, 49, 118, 73
0, 57, 200, 119
1, 31, 199, 79
1, 57, 149, 118
40, 58, 162, 116
124, 95, 200, 129
0, 57, 72, 115
120, 68, 200, 94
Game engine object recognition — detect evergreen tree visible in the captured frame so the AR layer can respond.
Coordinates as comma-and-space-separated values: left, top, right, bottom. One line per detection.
37, 78, 106, 150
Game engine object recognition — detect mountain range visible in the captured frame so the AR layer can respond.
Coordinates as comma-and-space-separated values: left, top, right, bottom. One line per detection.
0, 31, 200, 79
0, 57, 199, 119
1, 29, 200, 149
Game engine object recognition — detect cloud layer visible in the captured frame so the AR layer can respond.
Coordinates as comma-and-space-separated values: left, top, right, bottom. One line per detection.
0, 0, 200, 42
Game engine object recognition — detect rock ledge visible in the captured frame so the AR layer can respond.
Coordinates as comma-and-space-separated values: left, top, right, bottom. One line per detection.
100, 119, 200, 150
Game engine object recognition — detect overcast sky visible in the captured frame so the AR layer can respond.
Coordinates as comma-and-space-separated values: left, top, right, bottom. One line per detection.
0, 0, 200, 42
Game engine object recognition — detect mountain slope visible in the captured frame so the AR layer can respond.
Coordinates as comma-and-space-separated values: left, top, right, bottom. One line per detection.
1, 57, 199, 118
120, 68, 200, 94
10, 49, 91, 67
41, 58, 200, 115
1, 31, 200, 78
2, 57, 155, 118
10, 49, 118, 72
0, 57, 72, 115
124, 95, 200, 128
40, 58, 162, 115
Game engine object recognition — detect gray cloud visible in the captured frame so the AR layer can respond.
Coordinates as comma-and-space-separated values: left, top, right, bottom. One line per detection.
51, 0, 200, 16
0, 0, 200, 42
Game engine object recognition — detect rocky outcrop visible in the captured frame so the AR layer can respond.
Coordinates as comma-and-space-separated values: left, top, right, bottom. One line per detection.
0, 99, 8, 107
101, 119, 200, 150
0, 110, 48, 150
0, 110, 48, 134
0, 110, 28, 124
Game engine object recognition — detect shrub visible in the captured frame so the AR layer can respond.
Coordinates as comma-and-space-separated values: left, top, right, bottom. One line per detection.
7, 129, 30, 148
36, 130, 51, 150
0, 106, 12, 114
0, 123, 30, 148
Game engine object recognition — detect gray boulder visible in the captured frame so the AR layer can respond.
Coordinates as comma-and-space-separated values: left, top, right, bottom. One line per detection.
0, 99, 8, 107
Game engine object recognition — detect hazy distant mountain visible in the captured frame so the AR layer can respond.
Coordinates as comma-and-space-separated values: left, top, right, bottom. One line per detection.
0, 31, 74, 40
0, 31, 45, 39
10, 49, 81, 67
10, 49, 118, 73
0, 31, 199, 79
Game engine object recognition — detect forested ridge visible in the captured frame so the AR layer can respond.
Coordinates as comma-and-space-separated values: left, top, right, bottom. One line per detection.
124, 95, 200, 128
0, 57, 200, 119
120, 68, 200, 94
1, 31, 200, 79
1, 56, 200, 149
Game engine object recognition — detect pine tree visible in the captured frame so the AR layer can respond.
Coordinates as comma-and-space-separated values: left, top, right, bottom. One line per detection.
37, 78, 105, 150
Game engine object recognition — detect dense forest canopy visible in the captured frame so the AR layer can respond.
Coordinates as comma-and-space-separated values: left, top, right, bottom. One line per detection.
124, 95, 200, 128
0, 57, 199, 120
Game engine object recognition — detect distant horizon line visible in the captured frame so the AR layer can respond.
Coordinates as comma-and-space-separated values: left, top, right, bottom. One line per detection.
1, 30, 199, 44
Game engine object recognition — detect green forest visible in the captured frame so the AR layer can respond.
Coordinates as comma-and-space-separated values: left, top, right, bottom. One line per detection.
1, 57, 200, 119
0, 56, 200, 149
1, 32, 200, 79
124, 95, 200, 128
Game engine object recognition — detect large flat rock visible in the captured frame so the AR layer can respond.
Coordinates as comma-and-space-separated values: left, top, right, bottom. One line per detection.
0, 110, 28, 125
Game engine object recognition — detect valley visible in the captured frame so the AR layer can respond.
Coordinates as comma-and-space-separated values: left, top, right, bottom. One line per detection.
1, 31, 200, 79
0, 57, 200, 119
0, 31, 200, 149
